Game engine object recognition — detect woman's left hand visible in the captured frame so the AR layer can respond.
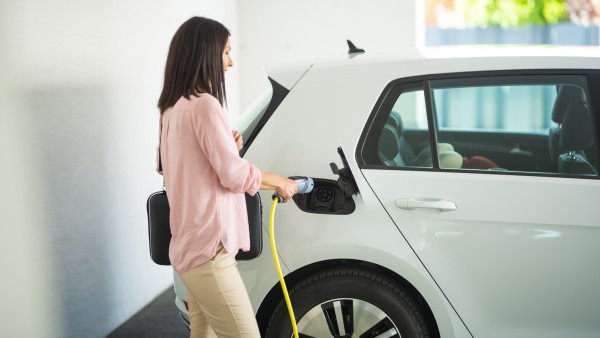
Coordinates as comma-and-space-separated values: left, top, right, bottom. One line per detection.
232, 130, 243, 151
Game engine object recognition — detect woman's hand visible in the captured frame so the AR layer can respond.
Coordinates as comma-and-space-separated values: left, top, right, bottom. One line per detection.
232, 130, 243, 151
260, 172, 298, 203
274, 177, 297, 203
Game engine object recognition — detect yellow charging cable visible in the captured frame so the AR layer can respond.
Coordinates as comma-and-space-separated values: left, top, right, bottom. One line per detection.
269, 196, 299, 338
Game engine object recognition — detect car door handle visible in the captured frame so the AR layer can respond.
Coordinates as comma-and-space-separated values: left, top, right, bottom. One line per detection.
395, 198, 457, 211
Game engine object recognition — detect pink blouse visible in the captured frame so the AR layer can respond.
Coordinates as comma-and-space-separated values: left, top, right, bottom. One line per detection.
158, 94, 261, 273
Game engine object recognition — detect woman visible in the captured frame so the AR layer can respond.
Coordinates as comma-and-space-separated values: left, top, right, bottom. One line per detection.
156, 16, 297, 338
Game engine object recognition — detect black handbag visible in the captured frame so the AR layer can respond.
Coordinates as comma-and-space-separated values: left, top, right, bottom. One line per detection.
146, 190, 263, 265
147, 135, 263, 265
146, 190, 171, 265
237, 192, 264, 260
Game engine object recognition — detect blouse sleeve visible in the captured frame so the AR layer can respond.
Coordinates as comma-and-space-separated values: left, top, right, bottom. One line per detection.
195, 97, 261, 195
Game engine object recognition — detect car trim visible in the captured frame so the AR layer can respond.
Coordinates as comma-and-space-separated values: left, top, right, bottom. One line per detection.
423, 80, 440, 168
240, 77, 290, 157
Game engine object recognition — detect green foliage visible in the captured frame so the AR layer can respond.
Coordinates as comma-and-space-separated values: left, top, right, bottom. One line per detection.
462, 0, 569, 28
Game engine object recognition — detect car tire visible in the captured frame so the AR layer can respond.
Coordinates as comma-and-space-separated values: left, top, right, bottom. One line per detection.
264, 267, 437, 338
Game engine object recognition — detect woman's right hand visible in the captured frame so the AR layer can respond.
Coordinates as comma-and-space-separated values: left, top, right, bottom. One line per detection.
275, 177, 298, 203
261, 172, 298, 203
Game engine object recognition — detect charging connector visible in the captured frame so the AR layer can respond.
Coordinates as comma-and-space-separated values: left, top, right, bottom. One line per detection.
272, 176, 314, 203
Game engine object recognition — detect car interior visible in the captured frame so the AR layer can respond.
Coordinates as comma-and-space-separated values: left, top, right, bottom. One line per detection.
375, 81, 598, 177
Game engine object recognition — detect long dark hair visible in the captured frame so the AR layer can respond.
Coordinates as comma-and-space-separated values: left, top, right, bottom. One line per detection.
158, 17, 230, 114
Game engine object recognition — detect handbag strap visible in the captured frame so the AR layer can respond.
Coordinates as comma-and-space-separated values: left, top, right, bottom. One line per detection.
158, 143, 162, 173
158, 115, 164, 189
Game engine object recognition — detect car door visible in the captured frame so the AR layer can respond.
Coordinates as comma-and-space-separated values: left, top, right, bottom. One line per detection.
358, 72, 600, 338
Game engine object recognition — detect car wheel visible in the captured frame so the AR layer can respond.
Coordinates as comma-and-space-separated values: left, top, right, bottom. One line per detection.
265, 267, 436, 338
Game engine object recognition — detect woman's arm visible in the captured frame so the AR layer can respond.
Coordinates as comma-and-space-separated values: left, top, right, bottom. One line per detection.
261, 172, 297, 203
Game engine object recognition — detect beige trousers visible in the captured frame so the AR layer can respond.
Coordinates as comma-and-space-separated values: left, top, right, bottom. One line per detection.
180, 245, 261, 338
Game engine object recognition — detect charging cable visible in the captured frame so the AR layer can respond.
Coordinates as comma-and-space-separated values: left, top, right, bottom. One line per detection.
269, 196, 299, 338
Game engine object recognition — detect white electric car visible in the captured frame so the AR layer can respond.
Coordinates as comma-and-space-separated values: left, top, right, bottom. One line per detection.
173, 45, 600, 338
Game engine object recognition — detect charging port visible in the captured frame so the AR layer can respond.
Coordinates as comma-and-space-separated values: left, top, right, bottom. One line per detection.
292, 178, 355, 214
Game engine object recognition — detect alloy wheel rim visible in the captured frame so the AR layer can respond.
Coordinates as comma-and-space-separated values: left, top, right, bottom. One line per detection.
293, 297, 401, 338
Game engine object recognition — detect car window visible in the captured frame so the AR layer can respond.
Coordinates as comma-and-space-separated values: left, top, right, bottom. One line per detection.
233, 86, 272, 142
371, 74, 598, 177
235, 78, 290, 156
377, 88, 433, 168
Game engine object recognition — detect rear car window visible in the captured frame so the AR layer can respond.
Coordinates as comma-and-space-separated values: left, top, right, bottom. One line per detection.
364, 73, 598, 177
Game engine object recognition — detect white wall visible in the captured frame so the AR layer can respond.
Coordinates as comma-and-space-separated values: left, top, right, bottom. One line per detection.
0, 0, 421, 337
0, 2, 57, 336
0, 1, 237, 337
237, 0, 423, 110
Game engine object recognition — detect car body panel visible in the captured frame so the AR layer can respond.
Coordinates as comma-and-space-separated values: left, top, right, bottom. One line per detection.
241, 56, 476, 336
242, 131, 471, 337
266, 57, 318, 90
361, 169, 600, 338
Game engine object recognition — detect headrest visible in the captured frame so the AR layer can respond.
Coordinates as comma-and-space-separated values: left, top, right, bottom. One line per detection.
560, 101, 593, 151
388, 110, 403, 135
377, 124, 400, 163
552, 85, 586, 123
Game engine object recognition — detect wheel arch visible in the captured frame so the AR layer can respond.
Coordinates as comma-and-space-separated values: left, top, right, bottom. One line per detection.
255, 258, 440, 337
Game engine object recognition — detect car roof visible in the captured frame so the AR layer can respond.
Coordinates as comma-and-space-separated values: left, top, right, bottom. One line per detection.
268, 45, 600, 89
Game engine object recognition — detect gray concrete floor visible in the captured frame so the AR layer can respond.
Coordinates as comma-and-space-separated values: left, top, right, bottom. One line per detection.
106, 286, 188, 338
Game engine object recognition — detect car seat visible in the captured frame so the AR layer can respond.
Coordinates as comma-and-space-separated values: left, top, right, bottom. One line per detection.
389, 110, 418, 165
377, 111, 417, 166
557, 101, 597, 175
377, 113, 404, 166
379, 110, 498, 169
549, 85, 586, 163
